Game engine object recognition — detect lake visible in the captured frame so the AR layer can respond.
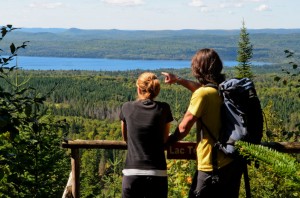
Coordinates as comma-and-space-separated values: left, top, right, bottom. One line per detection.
8, 56, 267, 71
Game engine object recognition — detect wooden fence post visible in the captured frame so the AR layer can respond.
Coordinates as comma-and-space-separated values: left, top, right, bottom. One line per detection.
71, 148, 80, 198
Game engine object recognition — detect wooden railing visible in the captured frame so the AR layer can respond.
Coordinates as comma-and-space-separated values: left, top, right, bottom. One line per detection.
61, 140, 300, 198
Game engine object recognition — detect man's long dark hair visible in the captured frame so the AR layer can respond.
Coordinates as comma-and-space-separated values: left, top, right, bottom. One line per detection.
191, 48, 226, 85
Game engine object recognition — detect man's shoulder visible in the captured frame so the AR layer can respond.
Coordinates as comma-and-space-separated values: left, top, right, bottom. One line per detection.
195, 86, 219, 95
193, 86, 209, 96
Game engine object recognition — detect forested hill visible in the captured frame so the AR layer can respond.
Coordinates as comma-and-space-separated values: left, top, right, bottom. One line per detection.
14, 27, 300, 35
2, 28, 300, 62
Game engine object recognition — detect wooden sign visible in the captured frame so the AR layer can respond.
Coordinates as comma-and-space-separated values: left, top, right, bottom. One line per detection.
167, 142, 197, 160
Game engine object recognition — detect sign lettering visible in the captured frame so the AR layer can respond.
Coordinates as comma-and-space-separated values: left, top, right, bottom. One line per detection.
167, 142, 196, 160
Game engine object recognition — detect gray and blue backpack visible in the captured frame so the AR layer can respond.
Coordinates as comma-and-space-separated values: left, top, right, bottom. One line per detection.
203, 78, 264, 155
201, 78, 263, 197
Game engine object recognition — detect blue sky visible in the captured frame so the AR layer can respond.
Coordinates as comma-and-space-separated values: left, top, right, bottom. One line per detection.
2, 0, 300, 30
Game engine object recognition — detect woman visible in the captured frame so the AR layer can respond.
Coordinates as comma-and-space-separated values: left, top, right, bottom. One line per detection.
162, 48, 243, 198
120, 72, 173, 198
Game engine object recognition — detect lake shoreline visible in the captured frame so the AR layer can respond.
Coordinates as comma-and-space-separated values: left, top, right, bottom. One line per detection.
9, 56, 272, 71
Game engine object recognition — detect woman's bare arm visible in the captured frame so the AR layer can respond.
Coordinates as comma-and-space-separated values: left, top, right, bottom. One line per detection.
121, 121, 127, 142
163, 122, 171, 144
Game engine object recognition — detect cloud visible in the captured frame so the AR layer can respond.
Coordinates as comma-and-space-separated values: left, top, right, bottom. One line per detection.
234, 3, 243, 8
255, 4, 271, 11
219, 2, 242, 8
102, 0, 144, 6
188, 0, 206, 7
29, 2, 64, 9
247, 0, 265, 2
188, 0, 212, 12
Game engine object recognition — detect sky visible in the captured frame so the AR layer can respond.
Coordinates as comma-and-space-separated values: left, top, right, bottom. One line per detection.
2, 0, 300, 30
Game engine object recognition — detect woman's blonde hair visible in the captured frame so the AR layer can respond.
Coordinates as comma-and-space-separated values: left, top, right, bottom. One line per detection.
136, 72, 160, 100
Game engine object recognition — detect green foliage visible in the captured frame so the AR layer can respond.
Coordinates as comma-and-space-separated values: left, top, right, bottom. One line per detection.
79, 148, 124, 198
273, 49, 300, 136
80, 149, 103, 198
239, 50, 300, 197
262, 101, 286, 142
237, 53, 300, 197
274, 50, 300, 96
0, 25, 69, 197
236, 141, 300, 197
0, 115, 70, 197
0, 70, 192, 121
242, 165, 300, 198
98, 150, 123, 198
235, 20, 254, 79
2, 67, 298, 132
237, 142, 300, 183
167, 160, 196, 198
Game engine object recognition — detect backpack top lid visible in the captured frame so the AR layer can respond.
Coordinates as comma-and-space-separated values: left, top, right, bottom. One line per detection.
220, 78, 254, 94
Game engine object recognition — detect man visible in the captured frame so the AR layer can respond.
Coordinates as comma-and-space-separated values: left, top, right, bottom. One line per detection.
162, 48, 243, 198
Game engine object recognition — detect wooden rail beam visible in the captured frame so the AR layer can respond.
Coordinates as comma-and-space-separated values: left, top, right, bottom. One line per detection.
261, 142, 300, 153
62, 140, 300, 153
62, 139, 127, 149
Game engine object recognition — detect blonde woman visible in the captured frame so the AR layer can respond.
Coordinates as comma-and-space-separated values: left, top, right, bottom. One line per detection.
120, 72, 173, 198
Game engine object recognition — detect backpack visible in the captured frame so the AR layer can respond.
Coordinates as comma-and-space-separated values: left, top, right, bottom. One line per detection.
203, 78, 264, 155
201, 78, 264, 197
200, 78, 263, 198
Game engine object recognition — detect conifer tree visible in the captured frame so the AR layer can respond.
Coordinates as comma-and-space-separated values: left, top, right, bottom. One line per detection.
0, 25, 69, 198
235, 20, 254, 79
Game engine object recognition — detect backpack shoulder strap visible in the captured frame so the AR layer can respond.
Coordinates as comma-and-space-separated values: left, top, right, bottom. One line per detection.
199, 118, 221, 183
199, 118, 217, 142
204, 83, 219, 90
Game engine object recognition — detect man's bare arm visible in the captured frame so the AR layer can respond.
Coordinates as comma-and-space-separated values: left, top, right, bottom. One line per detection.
161, 72, 201, 92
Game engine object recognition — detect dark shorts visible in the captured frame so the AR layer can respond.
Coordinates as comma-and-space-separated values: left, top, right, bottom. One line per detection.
122, 175, 168, 198
189, 160, 244, 198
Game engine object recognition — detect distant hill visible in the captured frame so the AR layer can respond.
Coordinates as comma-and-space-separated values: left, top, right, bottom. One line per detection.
17, 27, 300, 35
2, 27, 299, 63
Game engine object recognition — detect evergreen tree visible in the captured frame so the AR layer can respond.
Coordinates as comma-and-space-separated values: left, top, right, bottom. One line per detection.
0, 25, 69, 197
235, 20, 254, 79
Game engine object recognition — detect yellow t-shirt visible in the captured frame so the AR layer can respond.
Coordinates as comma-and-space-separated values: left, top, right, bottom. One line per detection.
187, 86, 233, 171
